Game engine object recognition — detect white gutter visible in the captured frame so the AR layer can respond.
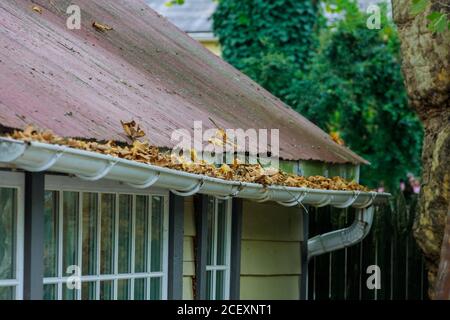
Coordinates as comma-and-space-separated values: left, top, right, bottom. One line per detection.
0, 137, 389, 259
307, 206, 374, 260
0, 137, 389, 208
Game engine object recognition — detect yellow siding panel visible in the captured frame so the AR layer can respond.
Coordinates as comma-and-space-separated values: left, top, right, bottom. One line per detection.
183, 277, 194, 300
184, 197, 195, 236
200, 40, 221, 56
242, 200, 303, 241
240, 276, 300, 300
183, 261, 195, 277
241, 240, 301, 275
183, 237, 194, 262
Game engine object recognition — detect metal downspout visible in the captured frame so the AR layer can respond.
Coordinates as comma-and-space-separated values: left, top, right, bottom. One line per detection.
307, 206, 375, 260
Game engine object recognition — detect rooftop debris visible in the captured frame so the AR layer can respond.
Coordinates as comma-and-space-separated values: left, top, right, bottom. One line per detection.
120, 120, 146, 140
92, 21, 113, 32
330, 131, 345, 146
5, 124, 369, 191
31, 6, 43, 14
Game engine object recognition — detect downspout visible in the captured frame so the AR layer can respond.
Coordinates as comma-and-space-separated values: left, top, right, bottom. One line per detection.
307, 206, 375, 260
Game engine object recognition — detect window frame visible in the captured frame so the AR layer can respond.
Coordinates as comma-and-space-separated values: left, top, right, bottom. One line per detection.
205, 197, 232, 300
0, 171, 24, 300
43, 175, 169, 300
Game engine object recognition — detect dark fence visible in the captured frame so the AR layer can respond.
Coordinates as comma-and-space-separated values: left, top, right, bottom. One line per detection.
307, 194, 429, 300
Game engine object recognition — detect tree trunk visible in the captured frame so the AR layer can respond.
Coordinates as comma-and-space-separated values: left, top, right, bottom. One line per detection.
435, 212, 450, 299
391, 0, 450, 299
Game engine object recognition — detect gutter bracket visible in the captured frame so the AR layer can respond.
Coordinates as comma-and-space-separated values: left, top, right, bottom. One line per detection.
76, 159, 118, 181
277, 190, 308, 207
255, 189, 271, 203
171, 179, 204, 197
127, 172, 160, 189
353, 191, 377, 208
21, 149, 65, 172
215, 183, 244, 200
314, 195, 334, 207
334, 191, 360, 209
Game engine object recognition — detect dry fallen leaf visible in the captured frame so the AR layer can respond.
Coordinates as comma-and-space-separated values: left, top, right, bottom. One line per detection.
4, 124, 369, 192
32, 6, 43, 14
120, 120, 146, 140
330, 131, 345, 146
92, 21, 113, 32
190, 149, 198, 162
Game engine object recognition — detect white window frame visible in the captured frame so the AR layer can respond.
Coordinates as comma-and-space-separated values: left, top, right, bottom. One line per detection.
206, 198, 232, 300
43, 175, 169, 300
0, 171, 24, 300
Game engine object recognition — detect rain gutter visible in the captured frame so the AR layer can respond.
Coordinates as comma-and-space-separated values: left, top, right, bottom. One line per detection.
0, 137, 389, 208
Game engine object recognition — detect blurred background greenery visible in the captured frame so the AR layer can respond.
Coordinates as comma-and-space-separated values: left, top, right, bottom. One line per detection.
213, 0, 423, 191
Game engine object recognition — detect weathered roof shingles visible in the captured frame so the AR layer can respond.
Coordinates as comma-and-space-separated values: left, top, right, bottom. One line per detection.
0, 0, 367, 164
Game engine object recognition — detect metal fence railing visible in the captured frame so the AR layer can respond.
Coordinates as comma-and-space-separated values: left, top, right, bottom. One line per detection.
308, 194, 428, 300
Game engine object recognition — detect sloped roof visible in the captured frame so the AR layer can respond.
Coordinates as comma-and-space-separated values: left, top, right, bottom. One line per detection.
146, 0, 217, 36
0, 0, 367, 164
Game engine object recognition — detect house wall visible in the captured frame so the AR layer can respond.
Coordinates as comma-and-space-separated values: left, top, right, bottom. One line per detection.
240, 200, 303, 300
182, 197, 304, 300
199, 40, 221, 56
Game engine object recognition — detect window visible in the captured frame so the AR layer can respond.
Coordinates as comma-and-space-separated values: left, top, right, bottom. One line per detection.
206, 197, 231, 300
0, 172, 24, 300
43, 177, 168, 300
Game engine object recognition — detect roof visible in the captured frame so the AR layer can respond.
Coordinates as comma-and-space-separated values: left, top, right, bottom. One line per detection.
0, 0, 367, 164
146, 0, 390, 36
146, 0, 217, 39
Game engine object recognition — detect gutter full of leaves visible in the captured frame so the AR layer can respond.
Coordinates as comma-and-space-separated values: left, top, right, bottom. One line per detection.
4, 121, 369, 192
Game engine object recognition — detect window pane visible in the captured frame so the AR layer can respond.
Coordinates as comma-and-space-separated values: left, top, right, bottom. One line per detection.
62, 284, 77, 300
63, 192, 79, 273
43, 284, 57, 300
206, 271, 213, 300
134, 278, 147, 300
100, 280, 113, 300
100, 194, 115, 275
216, 200, 228, 265
215, 270, 225, 300
0, 286, 14, 300
0, 188, 16, 280
151, 196, 164, 272
82, 193, 97, 276
135, 196, 148, 273
206, 197, 215, 265
150, 277, 162, 300
118, 195, 132, 274
81, 281, 96, 300
44, 191, 58, 277
117, 279, 130, 300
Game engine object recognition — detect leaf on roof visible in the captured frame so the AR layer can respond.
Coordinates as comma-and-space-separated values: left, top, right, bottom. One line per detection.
120, 120, 146, 140
92, 21, 113, 32
5, 125, 370, 192
32, 6, 43, 14
330, 131, 345, 146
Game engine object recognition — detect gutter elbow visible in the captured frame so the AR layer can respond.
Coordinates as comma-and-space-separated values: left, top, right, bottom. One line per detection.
307, 206, 375, 260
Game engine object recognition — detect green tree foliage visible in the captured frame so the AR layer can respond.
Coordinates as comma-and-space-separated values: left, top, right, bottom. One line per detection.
213, 0, 320, 98
214, 1, 423, 190
285, 5, 423, 189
